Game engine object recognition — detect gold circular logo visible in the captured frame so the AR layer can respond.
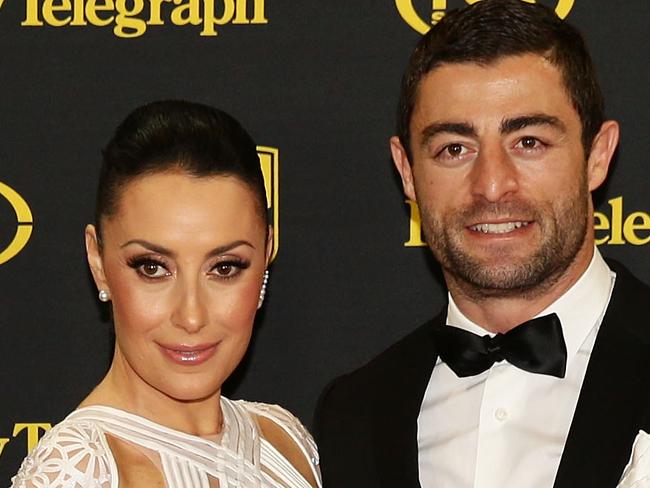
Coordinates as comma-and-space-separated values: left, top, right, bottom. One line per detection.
396, 0, 575, 34
0, 182, 33, 265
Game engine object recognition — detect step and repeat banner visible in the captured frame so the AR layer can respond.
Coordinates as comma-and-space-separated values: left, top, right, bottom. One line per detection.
1, 0, 649, 483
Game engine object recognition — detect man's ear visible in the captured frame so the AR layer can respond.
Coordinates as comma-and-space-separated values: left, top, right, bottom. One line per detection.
587, 120, 619, 192
390, 136, 417, 201
85, 224, 109, 293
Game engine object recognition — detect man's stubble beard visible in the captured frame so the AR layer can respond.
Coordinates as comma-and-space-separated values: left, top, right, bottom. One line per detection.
419, 178, 590, 301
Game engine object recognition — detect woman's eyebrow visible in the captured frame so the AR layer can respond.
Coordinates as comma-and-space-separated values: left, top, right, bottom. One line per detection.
120, 239, 174, 256
205, 240, 255, 258
120, 239, 255, 258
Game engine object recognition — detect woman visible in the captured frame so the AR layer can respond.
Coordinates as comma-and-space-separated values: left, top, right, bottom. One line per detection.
11, 100, 321, 488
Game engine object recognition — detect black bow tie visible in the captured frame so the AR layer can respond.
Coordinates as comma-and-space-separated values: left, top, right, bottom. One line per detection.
432, 313, 567, 378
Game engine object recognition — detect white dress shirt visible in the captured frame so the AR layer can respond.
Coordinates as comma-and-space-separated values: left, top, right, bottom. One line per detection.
418, 249, 616, 488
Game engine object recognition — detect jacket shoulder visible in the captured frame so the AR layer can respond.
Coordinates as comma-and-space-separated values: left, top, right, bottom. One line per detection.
313, 317, 441, 487
324, 317, 440, 403
606, 259, 650, 341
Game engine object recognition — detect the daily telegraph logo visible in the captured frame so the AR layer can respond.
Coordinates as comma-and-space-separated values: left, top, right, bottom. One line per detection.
0, 0, 266, 38
257, 145, 279, 261
403, 197, 650, 247
396, 0, 575, 34
0, 181, 33, 266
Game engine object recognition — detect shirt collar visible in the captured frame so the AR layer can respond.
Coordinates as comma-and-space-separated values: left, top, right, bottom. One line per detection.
446, 248, 616, 368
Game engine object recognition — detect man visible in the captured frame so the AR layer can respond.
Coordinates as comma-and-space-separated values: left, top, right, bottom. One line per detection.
314, 1, 650, 487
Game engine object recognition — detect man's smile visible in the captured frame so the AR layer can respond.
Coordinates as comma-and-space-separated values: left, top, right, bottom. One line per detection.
468, 221, 531, 234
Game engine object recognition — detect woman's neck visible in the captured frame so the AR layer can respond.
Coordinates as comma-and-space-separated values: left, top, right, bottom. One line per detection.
80, 353, 223, 438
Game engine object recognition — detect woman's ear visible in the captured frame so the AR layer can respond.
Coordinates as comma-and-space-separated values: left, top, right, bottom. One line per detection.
264, 225, 274, 267
85, 224, 109, 293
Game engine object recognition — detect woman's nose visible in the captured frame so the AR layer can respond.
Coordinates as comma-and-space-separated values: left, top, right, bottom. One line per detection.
171, 281, 208, 333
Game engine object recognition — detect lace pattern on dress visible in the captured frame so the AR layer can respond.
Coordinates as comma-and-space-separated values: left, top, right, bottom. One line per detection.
11, 420, 114, 488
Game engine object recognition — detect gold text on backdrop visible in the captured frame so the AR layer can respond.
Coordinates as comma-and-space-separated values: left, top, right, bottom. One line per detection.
395, 0, 575, 34
21, 0, 266, 38
594, 197, 650, 245
404, 197, 650, 247
0, 424, 51, 459
0, 182, 33, 265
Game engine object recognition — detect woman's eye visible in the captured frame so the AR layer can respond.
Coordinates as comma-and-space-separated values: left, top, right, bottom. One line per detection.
214, 263, 239, 277
141, 263, 165, 277
130, 260, 170, 279
211, 261, 247, 279
215, 263, 235, 276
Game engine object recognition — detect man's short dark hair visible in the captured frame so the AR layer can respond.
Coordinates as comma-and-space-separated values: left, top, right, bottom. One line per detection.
397, 0, 604, 160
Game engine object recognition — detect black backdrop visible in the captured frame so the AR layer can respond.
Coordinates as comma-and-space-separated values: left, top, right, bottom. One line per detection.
1, 0, 649, 483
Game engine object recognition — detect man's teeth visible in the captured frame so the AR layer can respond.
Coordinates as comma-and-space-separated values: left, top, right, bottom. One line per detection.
470, 221, 529, 234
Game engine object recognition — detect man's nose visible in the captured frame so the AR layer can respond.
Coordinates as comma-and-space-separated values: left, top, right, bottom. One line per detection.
469, 144, 520, 202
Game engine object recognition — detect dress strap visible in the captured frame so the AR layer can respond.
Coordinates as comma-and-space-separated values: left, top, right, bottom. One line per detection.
236, 401, 321, 487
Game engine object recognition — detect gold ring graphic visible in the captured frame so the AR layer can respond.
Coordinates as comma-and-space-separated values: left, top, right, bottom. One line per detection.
396, 0, 575, 34
0, 182, 33, 265
395, 0, 430, 34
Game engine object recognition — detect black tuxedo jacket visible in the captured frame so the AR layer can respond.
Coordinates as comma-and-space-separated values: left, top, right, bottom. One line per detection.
314, 261, 650, 488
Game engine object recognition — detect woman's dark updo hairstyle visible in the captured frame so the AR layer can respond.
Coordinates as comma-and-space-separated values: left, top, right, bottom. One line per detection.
96, 100, 268, 240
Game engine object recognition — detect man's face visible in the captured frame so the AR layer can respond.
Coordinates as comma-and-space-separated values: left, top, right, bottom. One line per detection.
392, 54, 615, 298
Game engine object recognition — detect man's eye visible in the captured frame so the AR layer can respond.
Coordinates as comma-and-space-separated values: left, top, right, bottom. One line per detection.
517, 137, 542, 150
445, 143, 466, 157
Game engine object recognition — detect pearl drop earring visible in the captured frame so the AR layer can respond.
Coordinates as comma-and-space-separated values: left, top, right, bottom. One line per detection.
98, 290, 110, 302
257, 270, 269, 309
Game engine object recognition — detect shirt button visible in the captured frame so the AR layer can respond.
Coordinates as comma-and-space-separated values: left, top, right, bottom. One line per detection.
495, 408, 508, 421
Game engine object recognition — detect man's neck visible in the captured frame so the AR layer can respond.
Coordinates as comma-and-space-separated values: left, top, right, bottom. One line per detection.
446, 245, 596, 334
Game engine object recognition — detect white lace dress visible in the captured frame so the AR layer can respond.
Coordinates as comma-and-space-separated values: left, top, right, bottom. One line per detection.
10, 397, 321, 488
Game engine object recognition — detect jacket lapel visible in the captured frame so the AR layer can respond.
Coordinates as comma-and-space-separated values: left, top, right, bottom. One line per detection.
554, 264, 650, 488
371, 313, 443, 487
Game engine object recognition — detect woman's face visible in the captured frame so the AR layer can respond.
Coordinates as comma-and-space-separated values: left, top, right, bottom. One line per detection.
86, 171, 271, 403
